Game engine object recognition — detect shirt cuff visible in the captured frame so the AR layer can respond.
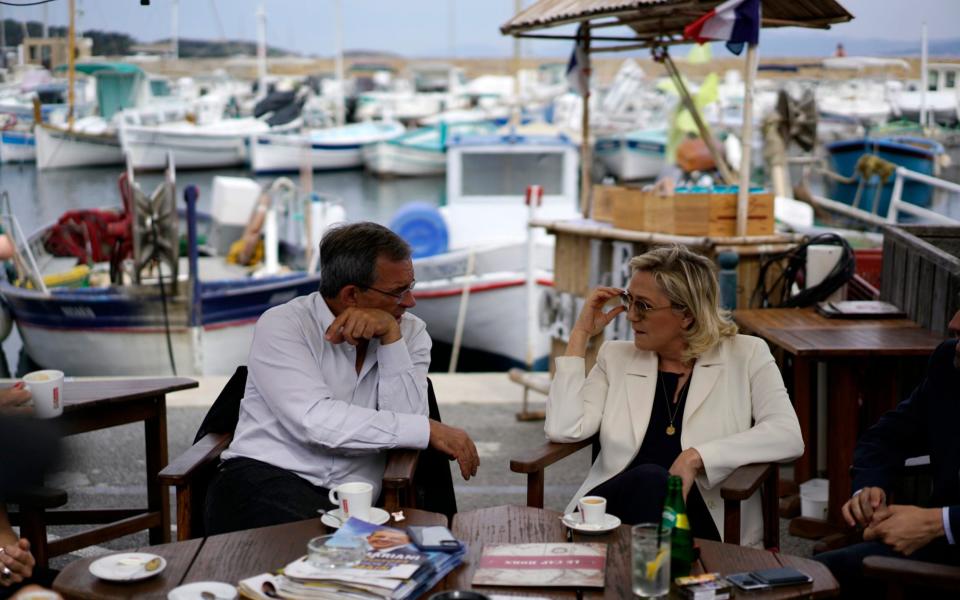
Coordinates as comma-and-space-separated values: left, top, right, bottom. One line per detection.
395, 413, 430, 449
377, 337, 414, 376
943, 507, 955, 545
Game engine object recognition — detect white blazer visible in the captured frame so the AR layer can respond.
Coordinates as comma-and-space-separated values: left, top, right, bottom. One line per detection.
546, 334, 803, 547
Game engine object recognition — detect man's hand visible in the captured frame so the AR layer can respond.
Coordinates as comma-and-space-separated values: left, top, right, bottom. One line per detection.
0, 538, 35, 587
841, 486, 887, 528
428, 420, 479, 480
325, 307, 401, 346
668, 447, 703, 501
863, 505, 944, 556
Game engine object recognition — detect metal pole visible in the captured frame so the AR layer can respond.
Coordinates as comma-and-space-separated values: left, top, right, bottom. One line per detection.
334, 0, 345, 126
171, 0, 179, 60
67, 0, 75, 127
256, 3, 267, 100
920, 22, 928, 128
736, 43, 759, 237
579, 26, 592, 218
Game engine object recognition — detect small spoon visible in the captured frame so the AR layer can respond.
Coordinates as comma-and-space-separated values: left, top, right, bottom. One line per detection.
317, 509, 343, 527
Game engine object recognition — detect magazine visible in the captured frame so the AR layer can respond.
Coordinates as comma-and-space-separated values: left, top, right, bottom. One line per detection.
273, 517, 466, 600
471, 543, 607, 588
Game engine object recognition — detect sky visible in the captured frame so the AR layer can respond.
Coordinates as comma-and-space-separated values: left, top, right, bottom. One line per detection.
0, 0, 958, 58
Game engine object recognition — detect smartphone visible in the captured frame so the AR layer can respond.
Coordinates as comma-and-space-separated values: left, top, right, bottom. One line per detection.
752, 567, 813, 587
725, 572, 771, 591
407, 525, 462, 552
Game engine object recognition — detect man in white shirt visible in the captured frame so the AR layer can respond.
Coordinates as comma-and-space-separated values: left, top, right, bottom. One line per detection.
205, 222, 479, 534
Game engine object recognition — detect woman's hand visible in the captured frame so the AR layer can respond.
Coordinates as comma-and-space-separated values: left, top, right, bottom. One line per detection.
0, 538, 35, 587
0, 383, 31, 416
572, 287, 626, 338
668, 448, 704, 501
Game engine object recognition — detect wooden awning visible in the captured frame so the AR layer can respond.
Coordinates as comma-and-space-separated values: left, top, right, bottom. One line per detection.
502, 0, 853, 42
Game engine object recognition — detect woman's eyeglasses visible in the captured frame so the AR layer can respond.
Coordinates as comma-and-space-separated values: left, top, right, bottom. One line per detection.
365, 281, 416, 304
619, 290, 676, 319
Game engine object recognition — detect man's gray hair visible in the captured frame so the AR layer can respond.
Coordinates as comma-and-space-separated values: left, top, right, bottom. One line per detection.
319, 222, 411, 299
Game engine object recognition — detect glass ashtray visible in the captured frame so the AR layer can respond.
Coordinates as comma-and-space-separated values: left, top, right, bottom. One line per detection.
307, 534, 367, 569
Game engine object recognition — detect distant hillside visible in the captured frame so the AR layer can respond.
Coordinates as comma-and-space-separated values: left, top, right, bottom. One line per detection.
154, 38, 291, 59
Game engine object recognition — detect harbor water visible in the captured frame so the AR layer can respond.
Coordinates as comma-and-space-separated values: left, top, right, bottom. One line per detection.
0, 162, 447, 375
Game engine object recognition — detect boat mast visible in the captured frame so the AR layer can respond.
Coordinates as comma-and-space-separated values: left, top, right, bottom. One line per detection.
171, 0, 179, 60
334, 0, 345, 126
67, 0, 75, 127
256, 3, 267, 99
920, 21, 928, 128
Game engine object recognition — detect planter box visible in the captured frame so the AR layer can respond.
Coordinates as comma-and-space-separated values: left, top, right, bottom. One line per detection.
609, 187, 774, 237
611, 187, 673, 232
881, 224, 960, 334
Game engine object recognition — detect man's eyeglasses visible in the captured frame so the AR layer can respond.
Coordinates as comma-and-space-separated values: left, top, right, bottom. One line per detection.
365, 281, 416, 304
619, 290, 676, 319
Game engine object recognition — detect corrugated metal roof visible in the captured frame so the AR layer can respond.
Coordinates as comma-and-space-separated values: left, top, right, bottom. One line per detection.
501, 0, 853, 36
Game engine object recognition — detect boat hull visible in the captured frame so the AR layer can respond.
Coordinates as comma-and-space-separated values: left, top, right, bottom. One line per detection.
363, 142, 446, 176
35, 125, 123, 170
594, 134, 665, 181
0, 130, 35, 163
120, 126, 255, 170
250, 135, 363, 174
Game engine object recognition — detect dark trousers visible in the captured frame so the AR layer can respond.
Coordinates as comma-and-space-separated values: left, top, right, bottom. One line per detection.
204, 456, 336, 536
815, 540, 960, 598
588, 463, 721, 541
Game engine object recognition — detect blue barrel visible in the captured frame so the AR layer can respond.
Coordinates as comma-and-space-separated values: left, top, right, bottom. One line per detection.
389, 202, 449, 259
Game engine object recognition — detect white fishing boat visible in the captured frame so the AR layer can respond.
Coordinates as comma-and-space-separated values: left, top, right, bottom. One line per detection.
0, 130, 35, 163
391, 131, 581, 370
894, 63, 960, 126
362, 121, 495, 177
120, 117, 270, 170
250, 121, 404, 174
594, 128, 667, 181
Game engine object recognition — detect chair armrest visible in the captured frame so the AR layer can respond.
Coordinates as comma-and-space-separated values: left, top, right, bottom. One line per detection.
158, 432, 232, 487
510, 436, 596, 474
720, 463, 775, 501
864, 556, 960, 589
382, 449, 419, 489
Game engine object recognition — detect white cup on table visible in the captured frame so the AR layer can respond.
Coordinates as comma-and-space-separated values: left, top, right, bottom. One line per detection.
578, 495, 607, 526
23, 369, 64, 419
328, 481, 373, 521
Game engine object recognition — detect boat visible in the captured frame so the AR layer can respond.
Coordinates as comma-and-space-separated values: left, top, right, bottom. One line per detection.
894, 63, 960, 126
391, 130, 581, 370
823, 136, 946, 218
594, 129, 667, 181
0, 168, 346, 376
250, 121, 404, 174
0, 130, 35, 163
362, 121, 496, 177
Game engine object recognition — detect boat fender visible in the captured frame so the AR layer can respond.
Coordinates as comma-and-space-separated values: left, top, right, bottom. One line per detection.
389, 202, 449, 259
538, 288, 559, 329
0, 299, 11, 343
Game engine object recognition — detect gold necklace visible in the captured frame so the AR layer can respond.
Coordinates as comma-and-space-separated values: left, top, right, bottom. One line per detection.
659, 373, 683, 436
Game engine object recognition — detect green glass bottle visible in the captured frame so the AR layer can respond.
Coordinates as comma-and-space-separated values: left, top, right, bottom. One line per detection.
661, 475, 694, 578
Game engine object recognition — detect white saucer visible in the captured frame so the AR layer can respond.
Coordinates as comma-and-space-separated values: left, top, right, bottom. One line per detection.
561, 512, 622, 534
320, 507, 391, 528
168, 581, 238, 600
89, 552, 167, 582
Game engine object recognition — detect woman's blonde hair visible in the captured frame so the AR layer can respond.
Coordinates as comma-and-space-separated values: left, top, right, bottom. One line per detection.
629, 245, 737, 360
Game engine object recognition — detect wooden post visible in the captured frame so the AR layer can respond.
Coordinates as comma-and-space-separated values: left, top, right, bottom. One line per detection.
736, 43, 759, 237
579, 26, 592, 218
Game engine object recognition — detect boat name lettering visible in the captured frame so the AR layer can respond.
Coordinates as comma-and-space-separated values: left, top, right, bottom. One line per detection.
61, 306, 96, 319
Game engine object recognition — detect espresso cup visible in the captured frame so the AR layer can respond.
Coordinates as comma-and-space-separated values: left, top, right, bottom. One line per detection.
328, 481, 373, 521
23, 369, 65, 419
578, 495, 607, 526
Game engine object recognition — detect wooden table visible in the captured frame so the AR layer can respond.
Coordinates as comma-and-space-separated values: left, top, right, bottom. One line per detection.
53, 509, 448, 599
733, 308, 942, 534
16, 377, 197, 568
447, 506, 838, 599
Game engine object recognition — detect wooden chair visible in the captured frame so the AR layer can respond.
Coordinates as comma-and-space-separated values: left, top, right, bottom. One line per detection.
7, 486, 68, 569
510, 434, 781, 549
158, 368, 425, 541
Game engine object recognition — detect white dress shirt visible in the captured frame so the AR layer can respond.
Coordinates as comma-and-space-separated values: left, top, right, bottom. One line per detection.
222, 292, 432, 499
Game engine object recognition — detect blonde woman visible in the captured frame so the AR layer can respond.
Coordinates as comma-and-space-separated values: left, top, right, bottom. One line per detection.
546, 245, 803, 546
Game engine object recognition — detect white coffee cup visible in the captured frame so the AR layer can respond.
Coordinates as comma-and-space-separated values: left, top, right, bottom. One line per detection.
328, 481, 373, 521
23, 369, 65, 419
578, 495, 607, 526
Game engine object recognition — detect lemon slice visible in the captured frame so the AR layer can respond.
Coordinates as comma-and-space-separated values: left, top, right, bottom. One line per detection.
645, 547, 669, 580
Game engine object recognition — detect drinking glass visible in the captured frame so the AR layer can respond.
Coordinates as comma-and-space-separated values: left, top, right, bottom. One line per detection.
631, 523, 670, 598
307, 534, 366, 569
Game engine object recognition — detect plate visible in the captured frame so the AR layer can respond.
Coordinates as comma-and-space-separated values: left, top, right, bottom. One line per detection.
320, 507, 391, 529
561, 512, 622, 534
89, 553, 167, 582
168, 581, 238, 600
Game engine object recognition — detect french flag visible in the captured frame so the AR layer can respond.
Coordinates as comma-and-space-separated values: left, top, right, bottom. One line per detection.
683, 0, 761, 56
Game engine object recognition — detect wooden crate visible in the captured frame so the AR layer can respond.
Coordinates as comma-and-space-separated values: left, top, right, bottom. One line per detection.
590, 184, 621, 223
611, 188, 674, 233
672, 192, 775, 237
881, 224, 960, 334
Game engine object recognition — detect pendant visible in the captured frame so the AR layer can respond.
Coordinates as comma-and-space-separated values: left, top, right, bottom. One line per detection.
666, 425, 676, 436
